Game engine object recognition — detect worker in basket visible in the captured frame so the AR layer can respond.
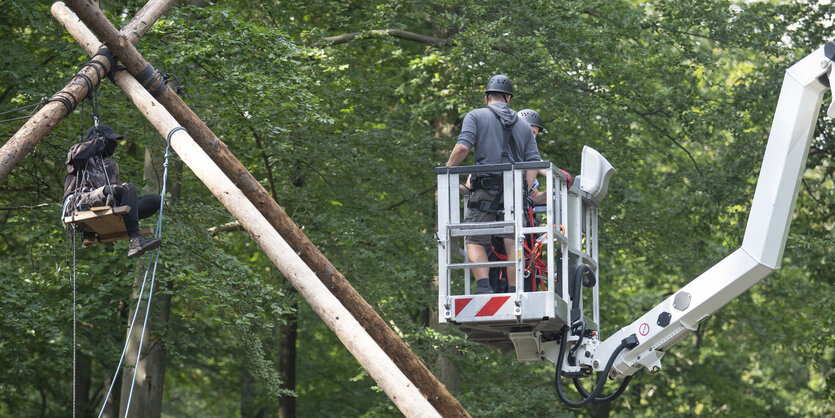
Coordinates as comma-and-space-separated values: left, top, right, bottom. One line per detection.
62, 124, 162, 258
445, 74, 541, 294
486, 109, 569, 292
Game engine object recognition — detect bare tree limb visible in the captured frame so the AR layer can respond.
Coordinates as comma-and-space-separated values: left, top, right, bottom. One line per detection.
632, 108, 704, 176
208, 220, 242, 235
385, 185, 435, 210
0, 203, 49, 211
316, 29, 450, 47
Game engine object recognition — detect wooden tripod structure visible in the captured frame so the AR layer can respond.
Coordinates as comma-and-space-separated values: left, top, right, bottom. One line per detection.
2, 0, 468, 416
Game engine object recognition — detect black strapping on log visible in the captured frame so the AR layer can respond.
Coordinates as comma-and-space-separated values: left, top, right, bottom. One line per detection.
47, 91, 78, 118
135, 63, 167, 97
46, 50, 114, 117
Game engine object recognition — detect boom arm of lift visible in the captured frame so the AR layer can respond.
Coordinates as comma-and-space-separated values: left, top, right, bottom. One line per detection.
590, 41, 835, 379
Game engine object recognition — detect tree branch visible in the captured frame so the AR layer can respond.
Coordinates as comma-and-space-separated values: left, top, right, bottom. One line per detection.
802, 178, 826, 207
316, 29, 450, 47
208, 220, 242, 235
0, 203, 49, 211
385, 185, 435, 210
632, 109, 704, 176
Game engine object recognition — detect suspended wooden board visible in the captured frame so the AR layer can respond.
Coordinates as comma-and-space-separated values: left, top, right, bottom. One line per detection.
63, 205, 152, 246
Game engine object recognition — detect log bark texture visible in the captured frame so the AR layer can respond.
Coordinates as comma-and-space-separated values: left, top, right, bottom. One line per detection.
62, 1, 469, 416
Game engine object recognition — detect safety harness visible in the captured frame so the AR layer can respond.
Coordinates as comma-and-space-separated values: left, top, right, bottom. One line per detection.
467, 105, 522, 213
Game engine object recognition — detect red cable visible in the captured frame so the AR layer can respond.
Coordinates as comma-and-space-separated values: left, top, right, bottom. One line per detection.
490, 240, 508, 261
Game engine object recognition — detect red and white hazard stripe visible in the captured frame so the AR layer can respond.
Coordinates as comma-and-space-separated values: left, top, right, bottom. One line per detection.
452, 295, 514, 320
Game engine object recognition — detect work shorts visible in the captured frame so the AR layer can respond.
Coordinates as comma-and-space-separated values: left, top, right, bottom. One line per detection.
464, 188, 512, 245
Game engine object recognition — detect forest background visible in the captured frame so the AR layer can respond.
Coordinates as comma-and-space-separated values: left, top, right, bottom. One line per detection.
1, 0, 833, 416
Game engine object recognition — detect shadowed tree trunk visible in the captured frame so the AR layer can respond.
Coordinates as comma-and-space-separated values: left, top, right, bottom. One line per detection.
588, 399, 613, 417
241, 363, 260, 417
99, 301, 128, 418
428, 307, 462, 392
252, 128, 299, 418
74, 352, 92, 416
277, 300, 298, 418
116, 145, 175, 417
99, 362, 122, 418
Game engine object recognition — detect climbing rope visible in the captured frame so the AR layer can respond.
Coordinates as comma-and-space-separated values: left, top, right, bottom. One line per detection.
72, 229, 77, 418
0, 98, 44, 116
0, 97, 47, 124
95, 258, 153, 418
123, 127, 178, 417
90, 88, 100, 128
96, 127, 178, 418
65, 73, 103, 416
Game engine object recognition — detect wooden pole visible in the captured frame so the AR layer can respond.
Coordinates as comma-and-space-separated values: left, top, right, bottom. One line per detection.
62, 1, 469, 416
0, 0, 176, 183
51, 5, 442, 415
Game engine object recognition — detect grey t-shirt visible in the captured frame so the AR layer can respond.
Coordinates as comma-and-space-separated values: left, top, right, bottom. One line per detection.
456, 102, 540, 165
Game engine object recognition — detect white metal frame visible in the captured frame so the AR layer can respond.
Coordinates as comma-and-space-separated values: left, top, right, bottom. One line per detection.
585, 42, 835, 378
436, 155, 613, 361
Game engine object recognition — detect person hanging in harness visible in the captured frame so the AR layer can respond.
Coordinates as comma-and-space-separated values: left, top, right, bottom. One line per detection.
62, 124, 162, 258
445, 74, 541, 294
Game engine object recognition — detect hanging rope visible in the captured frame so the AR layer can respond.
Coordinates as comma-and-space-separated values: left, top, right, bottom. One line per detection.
72, 228, 77, 418
91, 88, 100, 128
124, 128, 177, 417
0, 97, 48, 124
96, 127, 178, 418
161, 73, 186, 98
94, 256, 153, 418
65, 67, 103, 415
0, 97, 45, 116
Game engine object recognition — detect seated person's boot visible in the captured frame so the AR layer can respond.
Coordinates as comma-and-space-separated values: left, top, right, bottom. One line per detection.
128, 235, 162, 258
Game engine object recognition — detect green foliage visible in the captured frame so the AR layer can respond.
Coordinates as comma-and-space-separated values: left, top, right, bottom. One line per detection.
1, 0, 833, 416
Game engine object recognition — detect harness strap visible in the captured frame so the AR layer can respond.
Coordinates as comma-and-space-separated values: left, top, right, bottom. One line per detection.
470, 174, 502, 191
485, 105, 521, 162
468, 192, 504, 213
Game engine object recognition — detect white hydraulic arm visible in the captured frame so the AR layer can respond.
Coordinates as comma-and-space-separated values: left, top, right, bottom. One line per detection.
591, 41, 835, 379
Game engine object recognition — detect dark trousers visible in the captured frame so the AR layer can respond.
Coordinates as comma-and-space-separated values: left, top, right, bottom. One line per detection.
101, 183, 160, 237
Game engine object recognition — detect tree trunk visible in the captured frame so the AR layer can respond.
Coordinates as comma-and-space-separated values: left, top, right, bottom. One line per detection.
74, 352, 92, 416
253, 124, 297, 418
241, 361, 257, 417
99, 365, 122, 418
588, 399, 612, 417
277, 302, 298, 418
98, 302, 128, 418
428, 307, 462, 392
116, 136, 175, 417
118, 274, 171, 418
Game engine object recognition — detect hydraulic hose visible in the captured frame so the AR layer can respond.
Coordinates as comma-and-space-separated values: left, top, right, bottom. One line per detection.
570, 264, 596, 323
573, 374, 634, 403
566, 330, 584, 366
566, 264, 597, 365
555, 327, 638, 408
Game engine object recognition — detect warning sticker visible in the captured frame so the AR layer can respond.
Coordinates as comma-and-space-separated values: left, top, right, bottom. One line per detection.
638, 323, 650, 336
